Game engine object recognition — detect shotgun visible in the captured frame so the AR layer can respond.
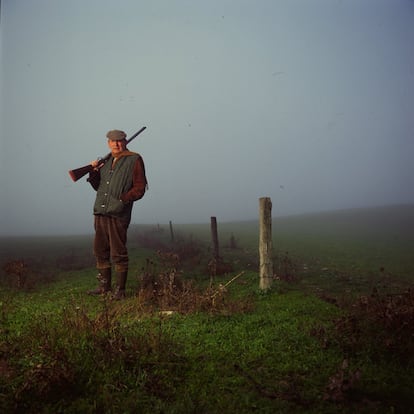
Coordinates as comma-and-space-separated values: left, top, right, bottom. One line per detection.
68, 126, 147, 182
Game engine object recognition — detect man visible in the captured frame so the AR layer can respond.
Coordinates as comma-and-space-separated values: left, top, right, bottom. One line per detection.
87, 129, 147, 299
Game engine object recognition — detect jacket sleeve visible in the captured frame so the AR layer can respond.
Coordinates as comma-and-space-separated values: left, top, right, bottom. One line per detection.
120, 156, 147, 202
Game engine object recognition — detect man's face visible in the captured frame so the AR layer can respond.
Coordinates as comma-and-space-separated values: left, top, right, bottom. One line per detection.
108, 139, 127, 155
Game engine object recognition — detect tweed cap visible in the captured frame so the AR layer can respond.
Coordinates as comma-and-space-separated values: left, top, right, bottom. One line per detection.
106, 130, 127, 141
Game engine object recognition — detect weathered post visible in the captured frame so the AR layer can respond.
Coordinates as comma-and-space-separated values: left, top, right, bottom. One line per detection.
259, 197, 273, 290
169, 220, 175, 243
210, 216, 220, 260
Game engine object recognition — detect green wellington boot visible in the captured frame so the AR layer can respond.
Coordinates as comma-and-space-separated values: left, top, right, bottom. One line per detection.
113, 271, 127, 300
87, 268, 112, 295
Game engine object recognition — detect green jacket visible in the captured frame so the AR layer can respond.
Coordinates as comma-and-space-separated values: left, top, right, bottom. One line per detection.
89, 151, 147, 224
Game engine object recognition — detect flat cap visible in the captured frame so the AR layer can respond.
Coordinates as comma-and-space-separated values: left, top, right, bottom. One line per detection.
106, 130, 127, 141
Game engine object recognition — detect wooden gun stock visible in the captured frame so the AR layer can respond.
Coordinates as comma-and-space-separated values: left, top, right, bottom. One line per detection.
68, 164, 96, 182
68, 126, 146, 182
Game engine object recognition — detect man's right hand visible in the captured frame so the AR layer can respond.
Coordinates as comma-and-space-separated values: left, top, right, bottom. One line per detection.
90, 160, 103, 171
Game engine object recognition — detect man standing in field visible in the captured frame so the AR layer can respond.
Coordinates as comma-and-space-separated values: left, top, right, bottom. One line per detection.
87, 129, 147, 300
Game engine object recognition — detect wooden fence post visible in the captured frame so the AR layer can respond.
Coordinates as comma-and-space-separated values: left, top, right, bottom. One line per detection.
259, 197, 273, 290
169, 220, 174, 243
210, 216, 220, 260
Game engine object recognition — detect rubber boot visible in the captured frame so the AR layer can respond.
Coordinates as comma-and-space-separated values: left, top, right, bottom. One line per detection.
87, 268, 112, 295
113, 271, 127, 300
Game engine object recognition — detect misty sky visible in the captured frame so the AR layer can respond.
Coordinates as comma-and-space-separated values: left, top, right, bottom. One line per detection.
1, 0, 413, 236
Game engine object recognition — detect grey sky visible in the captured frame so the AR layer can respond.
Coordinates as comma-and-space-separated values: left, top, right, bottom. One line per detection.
1, 0, 413, 236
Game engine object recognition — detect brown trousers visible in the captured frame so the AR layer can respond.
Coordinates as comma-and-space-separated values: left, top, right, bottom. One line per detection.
94, 215, 129, 272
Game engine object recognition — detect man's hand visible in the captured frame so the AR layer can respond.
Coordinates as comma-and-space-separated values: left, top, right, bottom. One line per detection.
90, 160, 103, 171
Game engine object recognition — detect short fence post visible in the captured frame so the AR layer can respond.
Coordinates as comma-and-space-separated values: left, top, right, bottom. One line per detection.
169, 220, 175, 243
210, 216, 220, 260
259, 197, 273, 290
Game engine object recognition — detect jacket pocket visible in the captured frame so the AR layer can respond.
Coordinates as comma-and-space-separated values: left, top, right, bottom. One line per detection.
108, 196, 125, 215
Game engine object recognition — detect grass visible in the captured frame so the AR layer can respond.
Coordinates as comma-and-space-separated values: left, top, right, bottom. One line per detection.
0, 205, 413, 413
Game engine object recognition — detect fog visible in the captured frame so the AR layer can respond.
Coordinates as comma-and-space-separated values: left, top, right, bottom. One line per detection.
1, 0, 413, 236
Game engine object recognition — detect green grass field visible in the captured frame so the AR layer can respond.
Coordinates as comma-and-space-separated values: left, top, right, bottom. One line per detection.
0, 205, 413, 413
